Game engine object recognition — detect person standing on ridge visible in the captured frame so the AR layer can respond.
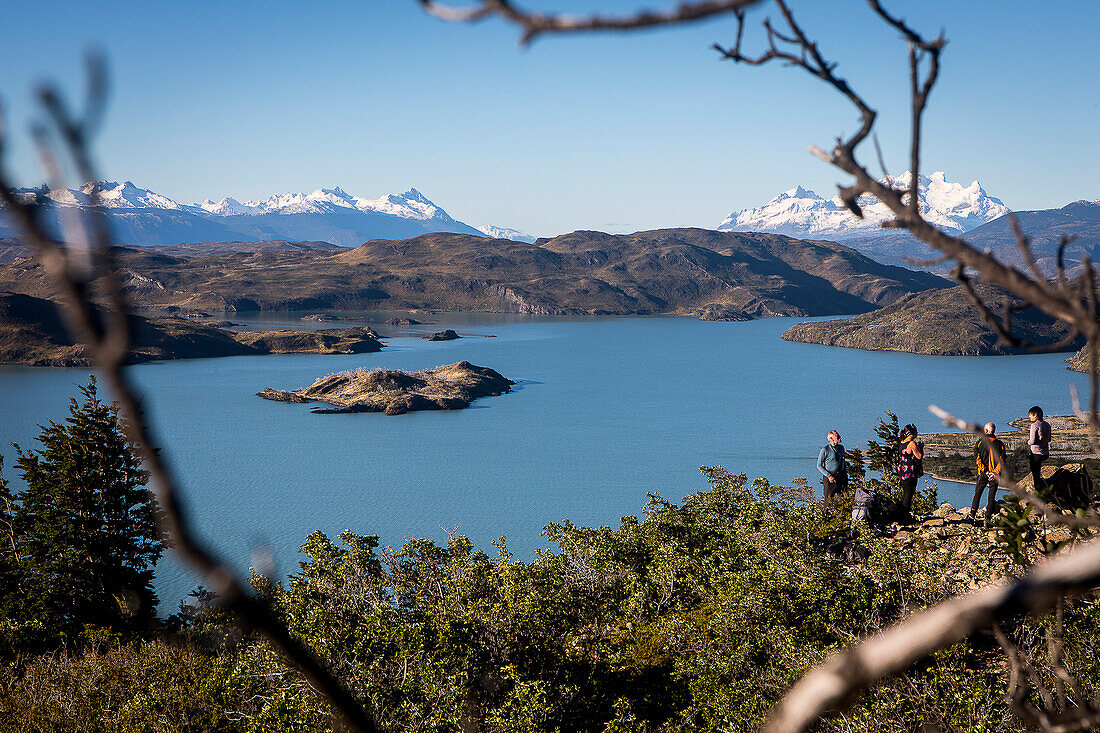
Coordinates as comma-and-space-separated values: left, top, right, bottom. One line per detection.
971, 422, 1008, 526
897, 424, 923, 520
1027, 405, 1052, 492
817, 430, 847, 508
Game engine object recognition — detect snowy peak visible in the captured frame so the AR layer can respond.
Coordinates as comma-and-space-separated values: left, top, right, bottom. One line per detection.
9, 181, 185, 210
477, 224, 537, 243
719, 171, 1010, 239
197, 197, 256, 216
214, 186, 455, 221
359, 188, 449, 221
82, 181, 183, 210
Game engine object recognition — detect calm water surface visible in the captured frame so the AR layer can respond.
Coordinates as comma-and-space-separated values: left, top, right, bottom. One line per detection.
0, 313, 1088, 609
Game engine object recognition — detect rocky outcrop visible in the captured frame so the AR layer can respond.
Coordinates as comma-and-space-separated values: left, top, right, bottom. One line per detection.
1014, 463, 1097, 513
258, 361, 514, 415
233, 327, 382, 354
301, 313, 353, 322
696, 304, 752, 322
1067, 345, 1092, 373
782, 284, 1082, 355
256, 388, 308, 403
385, 317, 422, 325
426, 329, 460, 341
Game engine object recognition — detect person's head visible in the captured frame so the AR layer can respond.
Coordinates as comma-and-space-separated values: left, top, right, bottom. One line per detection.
827, 430, 840, 445
1029, 406, 1044, 421
983, 422, 996, 436
900, 424, 917, 441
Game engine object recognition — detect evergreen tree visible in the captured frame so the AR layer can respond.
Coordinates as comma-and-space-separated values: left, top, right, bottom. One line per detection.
865, 411, 901, 488
9, 377, 163, 647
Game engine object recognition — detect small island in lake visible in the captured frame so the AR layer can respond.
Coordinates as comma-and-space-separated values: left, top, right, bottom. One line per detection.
257, 360, 514, 415
426, 329, 461, 341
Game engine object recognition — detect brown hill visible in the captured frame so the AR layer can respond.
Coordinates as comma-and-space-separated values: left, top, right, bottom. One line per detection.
0, 229, 948, 317
781, 284, 1083, 355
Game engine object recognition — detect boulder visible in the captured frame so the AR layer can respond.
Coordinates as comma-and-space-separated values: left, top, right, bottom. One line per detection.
1016, 462, 1095, 513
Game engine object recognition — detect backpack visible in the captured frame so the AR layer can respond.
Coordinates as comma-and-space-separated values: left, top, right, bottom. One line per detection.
897, 443, 924, 480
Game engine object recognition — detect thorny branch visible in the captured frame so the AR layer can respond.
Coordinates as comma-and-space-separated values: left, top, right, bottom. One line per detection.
419, 1, 1100, 732
0, 56, 379, 733
419, 0, 764, 45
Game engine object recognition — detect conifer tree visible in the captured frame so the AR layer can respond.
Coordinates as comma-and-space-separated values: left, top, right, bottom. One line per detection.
10, 377, 163, 646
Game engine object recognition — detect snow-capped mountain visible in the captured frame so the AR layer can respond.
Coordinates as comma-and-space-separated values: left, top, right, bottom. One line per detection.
4, 182, 486, 246
15, 181, 185, 211
718, 171, 1010, 240
197, 187, 457, 221
477, 225, 537, 243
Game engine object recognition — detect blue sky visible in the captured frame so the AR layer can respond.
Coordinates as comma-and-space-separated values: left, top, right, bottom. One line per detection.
2, 0, 1097, 236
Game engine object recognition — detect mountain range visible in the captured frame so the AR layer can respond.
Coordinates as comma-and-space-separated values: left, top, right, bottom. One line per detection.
1, 181, 537, 247
718, 171, 1011, 240
721, 172, 1098, 272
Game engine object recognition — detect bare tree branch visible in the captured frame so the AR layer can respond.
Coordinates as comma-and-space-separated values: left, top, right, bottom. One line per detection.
419, 0, 765, 45
0, 60, 379, 733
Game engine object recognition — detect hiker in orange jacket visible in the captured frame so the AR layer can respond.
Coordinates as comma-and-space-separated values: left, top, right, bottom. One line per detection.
970, 422, 1008, 526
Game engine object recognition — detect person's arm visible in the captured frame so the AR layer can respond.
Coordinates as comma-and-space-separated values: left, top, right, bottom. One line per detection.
817, 447, 830, 477
908, 440, 923, 460
1028, 422, 1039, 447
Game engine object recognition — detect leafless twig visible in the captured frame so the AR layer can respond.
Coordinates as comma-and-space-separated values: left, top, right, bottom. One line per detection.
0, 56, 379, 733
419, 0, 764, 45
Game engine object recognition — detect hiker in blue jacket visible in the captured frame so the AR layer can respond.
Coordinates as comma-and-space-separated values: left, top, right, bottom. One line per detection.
817, 430, 847, 507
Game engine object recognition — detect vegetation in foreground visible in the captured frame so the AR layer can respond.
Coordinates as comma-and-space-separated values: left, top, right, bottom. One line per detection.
1, 389, 1098, 732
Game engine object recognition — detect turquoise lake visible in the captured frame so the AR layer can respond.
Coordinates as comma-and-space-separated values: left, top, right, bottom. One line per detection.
0, 313, 1089, 610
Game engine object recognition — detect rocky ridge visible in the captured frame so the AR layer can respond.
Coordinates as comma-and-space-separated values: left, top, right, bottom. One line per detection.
0, 228, 949, 318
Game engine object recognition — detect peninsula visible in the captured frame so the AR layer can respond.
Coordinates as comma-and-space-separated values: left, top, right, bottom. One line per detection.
921, 414, 1100, 489
781, 284, 1082, 356
0, 292, 383, 366
258, 361, 514, 415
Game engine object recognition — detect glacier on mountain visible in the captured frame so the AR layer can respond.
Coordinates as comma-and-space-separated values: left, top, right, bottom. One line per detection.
718, 171, 1010, 239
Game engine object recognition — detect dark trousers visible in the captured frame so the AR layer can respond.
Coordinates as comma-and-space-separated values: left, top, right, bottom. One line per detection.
822, 474, 847, 507
899, 476, 918, 515
971, 472, 999, 523
1029, 453, 1047, 493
